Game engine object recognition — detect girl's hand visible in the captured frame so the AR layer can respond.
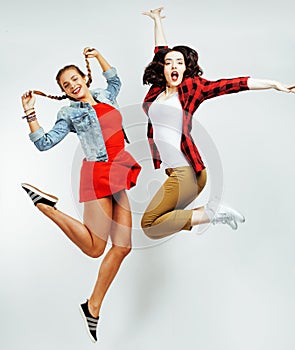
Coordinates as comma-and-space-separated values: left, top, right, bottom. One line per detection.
21, 90, 36, 112
83, 47, 100, 59
273, 81, 293, 93
142, 7, 165, 21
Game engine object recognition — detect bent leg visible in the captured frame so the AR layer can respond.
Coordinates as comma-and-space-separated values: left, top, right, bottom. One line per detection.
88, 190, 132, 317
36, 196, 113, 257
141, 167, 207, 239
191, 169, 211, 226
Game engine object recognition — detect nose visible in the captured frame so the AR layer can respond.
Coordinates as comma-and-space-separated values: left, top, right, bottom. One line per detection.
69, 81, 76, 90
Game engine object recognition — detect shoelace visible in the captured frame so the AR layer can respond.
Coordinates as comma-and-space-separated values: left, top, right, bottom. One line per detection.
213, 213, 234, 225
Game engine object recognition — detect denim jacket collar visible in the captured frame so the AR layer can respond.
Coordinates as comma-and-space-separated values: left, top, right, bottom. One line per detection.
69, 90, 99, 108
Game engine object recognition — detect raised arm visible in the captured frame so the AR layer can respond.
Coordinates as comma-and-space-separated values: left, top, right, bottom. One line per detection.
247, 78, 295, 93
83, 47, 111, 72
142, 7, 168, 47
84, 47, 121, 100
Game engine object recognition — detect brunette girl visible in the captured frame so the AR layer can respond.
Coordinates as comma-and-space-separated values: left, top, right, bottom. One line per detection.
21, 47, 141, 342
141, 8, 294, 239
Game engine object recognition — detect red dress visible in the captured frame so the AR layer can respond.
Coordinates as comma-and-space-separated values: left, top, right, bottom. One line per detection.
79, 103, 141, 202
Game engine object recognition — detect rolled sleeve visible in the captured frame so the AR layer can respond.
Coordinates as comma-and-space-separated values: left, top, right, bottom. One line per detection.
102, 67, 118, 80
154, 46, 168, 54
103, 67, 121, 101
29, 127, 45, 142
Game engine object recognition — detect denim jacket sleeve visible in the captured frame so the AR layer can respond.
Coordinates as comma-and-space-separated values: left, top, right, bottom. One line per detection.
103, 67, 121, 101
29, 107, 72, 151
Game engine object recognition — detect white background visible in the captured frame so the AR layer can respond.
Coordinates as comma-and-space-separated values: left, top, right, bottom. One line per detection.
1, 0, 295, 349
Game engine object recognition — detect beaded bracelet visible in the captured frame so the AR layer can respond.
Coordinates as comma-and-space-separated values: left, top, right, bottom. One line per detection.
22, 111, 36, 119
27, 117, 37, 123
26, 114, 37, 123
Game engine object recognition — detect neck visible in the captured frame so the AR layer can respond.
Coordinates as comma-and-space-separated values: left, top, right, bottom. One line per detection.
165, 85, 178, 96
79, 91, 96, 105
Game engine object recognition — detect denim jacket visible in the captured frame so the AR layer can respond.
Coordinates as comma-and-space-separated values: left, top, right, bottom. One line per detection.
29, 67, 121, 162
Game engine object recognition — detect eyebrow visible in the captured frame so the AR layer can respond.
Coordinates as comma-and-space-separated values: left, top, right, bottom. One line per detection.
62, 75, 78, 86
164, 58, 184, 62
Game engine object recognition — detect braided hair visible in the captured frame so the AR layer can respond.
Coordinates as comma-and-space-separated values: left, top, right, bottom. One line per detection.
34, 56, 93, 100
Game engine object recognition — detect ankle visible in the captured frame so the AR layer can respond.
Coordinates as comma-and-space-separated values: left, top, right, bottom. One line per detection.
36, 203, 56, 214
191, 207, 210, 226
88, 299, 100, 318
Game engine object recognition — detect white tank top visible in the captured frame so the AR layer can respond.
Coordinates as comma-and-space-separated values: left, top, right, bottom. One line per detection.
149, 93, 190, 169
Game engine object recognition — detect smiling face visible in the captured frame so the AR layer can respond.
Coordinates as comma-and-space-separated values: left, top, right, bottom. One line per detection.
163, 51, 186, 88
58, 68, 89, 101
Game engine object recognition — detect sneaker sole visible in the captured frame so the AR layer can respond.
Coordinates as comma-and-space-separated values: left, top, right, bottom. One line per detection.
219, 205, 246, 224
230, 209, 245, 224
79, 304, 97, 343
21, 183, 59, 203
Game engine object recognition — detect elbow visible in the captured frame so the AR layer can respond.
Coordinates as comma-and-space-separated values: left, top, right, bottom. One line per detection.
34, 143, 49, 152
34, 139, 54, 152
116, 78, 122, 91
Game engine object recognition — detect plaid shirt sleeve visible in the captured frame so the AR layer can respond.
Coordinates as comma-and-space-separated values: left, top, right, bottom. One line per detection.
154, 46, 169, 53
199, 76, 249, 100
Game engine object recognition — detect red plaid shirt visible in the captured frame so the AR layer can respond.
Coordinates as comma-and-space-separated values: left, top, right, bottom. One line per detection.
142, 46, 249, 174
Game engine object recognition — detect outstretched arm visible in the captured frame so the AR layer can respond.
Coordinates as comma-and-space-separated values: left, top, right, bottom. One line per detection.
142, 7, 167, 47
247, 78, 295, 93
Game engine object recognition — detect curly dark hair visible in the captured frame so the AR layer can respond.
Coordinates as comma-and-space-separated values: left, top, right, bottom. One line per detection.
143, 45, 203, 86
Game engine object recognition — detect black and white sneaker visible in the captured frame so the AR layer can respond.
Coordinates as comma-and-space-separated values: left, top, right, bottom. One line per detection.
21, 183, 58, 207
79, 300, 99, 343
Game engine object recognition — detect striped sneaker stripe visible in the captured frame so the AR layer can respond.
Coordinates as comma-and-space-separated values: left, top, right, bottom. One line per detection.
33, 196, 43, 204
79, 301, 99, 343
22, 183, 58, 207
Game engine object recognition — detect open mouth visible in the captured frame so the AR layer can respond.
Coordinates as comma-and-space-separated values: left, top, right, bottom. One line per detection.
72, 86, 81, 94
171, 71, 179, 82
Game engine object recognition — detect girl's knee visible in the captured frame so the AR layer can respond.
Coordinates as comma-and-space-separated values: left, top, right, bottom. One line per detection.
113, 245, 132, 257
197, 169, 207, 192
84, 245, 106, 259
141, 212, 154, 230
141, 224, 160, 240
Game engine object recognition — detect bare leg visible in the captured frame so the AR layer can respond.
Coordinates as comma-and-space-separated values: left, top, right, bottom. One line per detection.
36, 196, 113, 257
191, 207, 210, 225
88, 190, 132, 317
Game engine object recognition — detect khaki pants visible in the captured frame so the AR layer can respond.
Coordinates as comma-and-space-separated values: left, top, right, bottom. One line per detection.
141, 166, 207, 239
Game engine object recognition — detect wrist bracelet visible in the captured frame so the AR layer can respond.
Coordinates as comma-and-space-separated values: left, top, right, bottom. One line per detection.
26, 114, 37, 123
27, 116, 37, 123
22, 111, 36, 119
24, 107, 35, 113
22, 112, 35, 119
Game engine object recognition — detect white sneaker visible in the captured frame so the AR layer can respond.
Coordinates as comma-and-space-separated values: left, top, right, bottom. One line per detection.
211, 206, 245, 230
